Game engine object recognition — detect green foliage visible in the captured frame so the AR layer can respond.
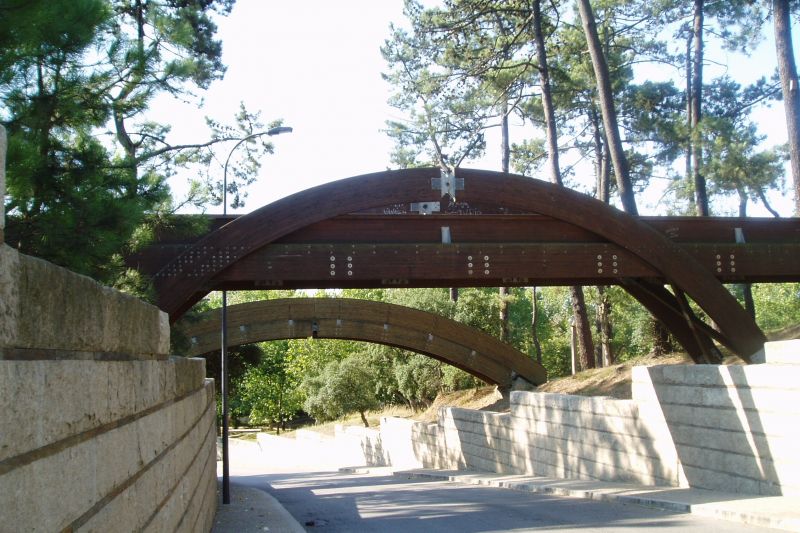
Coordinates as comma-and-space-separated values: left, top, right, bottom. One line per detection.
207, 343, 264, 425
392, 353, 444, 409
752, 283, 800, 332
1, 0, 292, 284
301, 353, 381, 426
238, 341, 303, 428
453, 288, 502, 336
286, 338, 365, 380
0, 0, 169, 280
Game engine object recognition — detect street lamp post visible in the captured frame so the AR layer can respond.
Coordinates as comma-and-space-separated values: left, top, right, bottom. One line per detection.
221, 126, 292, 505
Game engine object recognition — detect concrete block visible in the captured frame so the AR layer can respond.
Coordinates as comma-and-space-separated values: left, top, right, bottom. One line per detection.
674, 443, 789, 495
80, 480, 141, 533
93, 422, 141, 501
757, 339, 800, 365
0, 245, 169, 358
135, 361, 165, 413
0, 246, 20, 346
107, 361, 137, 422
727, 364, 800, 389
172, 356, 207, 397
0, 360, 215, 532
680, 463, 766, 495
0, 361, 45, 461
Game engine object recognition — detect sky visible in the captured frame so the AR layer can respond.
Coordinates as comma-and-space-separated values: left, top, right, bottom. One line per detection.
157, 0, 406, 212
156, 0, 798, 217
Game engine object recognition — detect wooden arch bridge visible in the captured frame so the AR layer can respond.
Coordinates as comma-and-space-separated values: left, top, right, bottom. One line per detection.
132, 167, 800, 366
178, 298, 546, 386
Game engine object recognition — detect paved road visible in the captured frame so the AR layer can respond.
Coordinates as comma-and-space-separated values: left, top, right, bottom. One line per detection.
223, 437, 775, 532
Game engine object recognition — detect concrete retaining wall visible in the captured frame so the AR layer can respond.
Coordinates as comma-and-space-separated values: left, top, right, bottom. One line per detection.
633, 347, 800, 496
356, 339, 800, 497
510, 391, 682, 485
0, 243, 217, 530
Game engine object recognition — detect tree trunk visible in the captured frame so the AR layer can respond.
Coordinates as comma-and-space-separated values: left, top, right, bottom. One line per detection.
533, 0, 560, 186
531, 286, 543, 365
570, 286, 596, 370
499, 99, 511, 342
591, 109, 613, 367
596, 286, 614, 366
501, 98, 511, 173
737, 189, 756, 318
691, 0, 709, 216
360, 411, 369, 428
774, 0, 800, 215
590, 106, 610, 203
652, 319, 674, 357
450, 287, 458, 303
276, 385, 283, 436
576, 0, 638, 215
536, 0, 596, 365
685, 32, 693, 191
499, 286, 510, 342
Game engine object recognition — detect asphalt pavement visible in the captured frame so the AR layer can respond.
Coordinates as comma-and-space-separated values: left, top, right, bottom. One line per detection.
212, 435, 800, 532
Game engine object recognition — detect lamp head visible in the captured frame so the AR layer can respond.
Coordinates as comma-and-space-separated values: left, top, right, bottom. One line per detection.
267, 126, 293, 136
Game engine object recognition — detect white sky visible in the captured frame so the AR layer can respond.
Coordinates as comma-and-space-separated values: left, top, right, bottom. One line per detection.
156, 0, 797, 217
157, 0, 405, 211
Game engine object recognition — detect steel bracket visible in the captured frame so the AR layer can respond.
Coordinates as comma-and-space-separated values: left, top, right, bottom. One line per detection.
431, 169, 464, 199
410, 201, 440, 215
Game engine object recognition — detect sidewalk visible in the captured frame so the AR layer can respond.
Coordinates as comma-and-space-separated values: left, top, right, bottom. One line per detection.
211, 481, 304, 533
374, 467, 800, 532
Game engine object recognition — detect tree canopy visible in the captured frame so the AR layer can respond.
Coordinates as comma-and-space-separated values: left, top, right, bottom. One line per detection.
1, 0, 283, 284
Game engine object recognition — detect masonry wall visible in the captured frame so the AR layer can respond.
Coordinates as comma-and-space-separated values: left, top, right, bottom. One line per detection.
632, 345, 800, 496
0, 242, 217, 531
362, 339, 799, 497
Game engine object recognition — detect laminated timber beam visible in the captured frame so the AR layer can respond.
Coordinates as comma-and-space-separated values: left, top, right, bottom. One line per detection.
177, 298, 547, 387
207, 242, 800, 289
134, 217, 800, 284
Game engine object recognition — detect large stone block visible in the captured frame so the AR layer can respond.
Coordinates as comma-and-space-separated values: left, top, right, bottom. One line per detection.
753, 339, 800, 365
0, 245, 169, 358
0, 360, 150, 462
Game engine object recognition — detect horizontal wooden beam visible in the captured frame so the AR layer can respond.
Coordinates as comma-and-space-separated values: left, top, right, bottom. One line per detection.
132, 215, 800, 286
145, 242, 800, 290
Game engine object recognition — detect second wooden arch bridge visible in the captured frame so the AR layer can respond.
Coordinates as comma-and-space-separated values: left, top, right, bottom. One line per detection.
132, 167, 800, 368
178, 298, 546, 387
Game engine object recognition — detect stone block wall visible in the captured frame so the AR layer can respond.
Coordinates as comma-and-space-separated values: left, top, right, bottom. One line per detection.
0, 245, 169, 359
440, 408, 515, 473
334, 425, 389, 467
510, 391, 682, 486
359, 340, 800, 497
378, 416, 428, 470
633, 351, 800, 496
0, 244, 217, 530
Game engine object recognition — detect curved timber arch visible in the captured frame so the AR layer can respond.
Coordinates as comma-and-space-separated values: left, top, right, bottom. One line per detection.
178, 298, 547, 386
155, 167, 766, 361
